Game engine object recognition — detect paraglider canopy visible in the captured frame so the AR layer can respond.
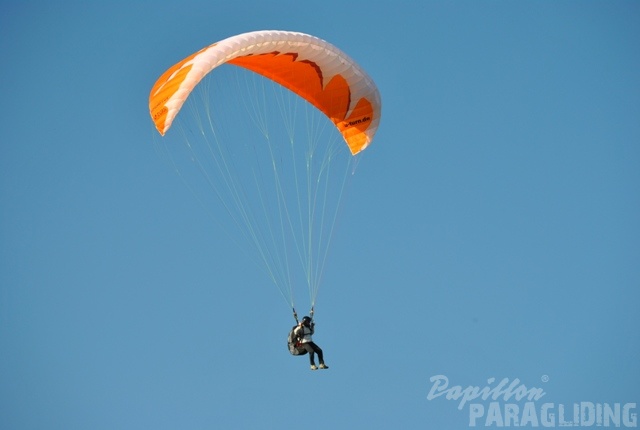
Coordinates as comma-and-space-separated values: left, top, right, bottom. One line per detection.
149, 30, 381, 315
149, 30, 381, 155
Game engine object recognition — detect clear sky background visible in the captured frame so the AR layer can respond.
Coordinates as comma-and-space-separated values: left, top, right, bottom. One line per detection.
1, 1, 639, 429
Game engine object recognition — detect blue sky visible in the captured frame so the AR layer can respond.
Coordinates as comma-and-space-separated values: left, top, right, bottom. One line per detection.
1, 1, 639, 429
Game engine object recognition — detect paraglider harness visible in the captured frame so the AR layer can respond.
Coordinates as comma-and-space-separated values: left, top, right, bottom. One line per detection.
287, 308, 313, 356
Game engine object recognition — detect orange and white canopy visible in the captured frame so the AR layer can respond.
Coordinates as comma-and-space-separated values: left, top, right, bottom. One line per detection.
149, 30, 381, 155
